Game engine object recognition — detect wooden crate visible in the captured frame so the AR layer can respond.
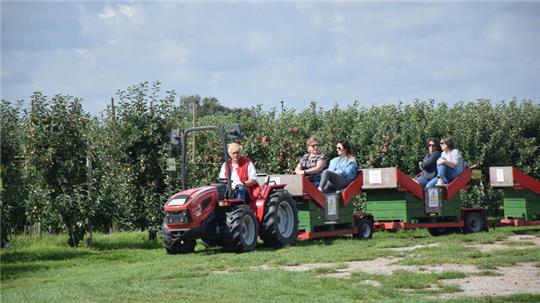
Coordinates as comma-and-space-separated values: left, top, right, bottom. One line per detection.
489, 166, 514, 187
503, 189, 540, 220
361, 167, 398, 189
297, 198, 355, 232
365, 189, 424, 223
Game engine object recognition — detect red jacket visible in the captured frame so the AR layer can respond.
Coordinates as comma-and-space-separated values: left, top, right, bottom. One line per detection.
225, 156, 260, 200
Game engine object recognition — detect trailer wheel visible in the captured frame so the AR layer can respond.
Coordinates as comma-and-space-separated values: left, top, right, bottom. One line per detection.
427, 228, 448, 237
260, 190, 298, 247
463, 212, 487, 234
353, 218, 373, 240
222, 205, 258, 253
165, 239, 196, 254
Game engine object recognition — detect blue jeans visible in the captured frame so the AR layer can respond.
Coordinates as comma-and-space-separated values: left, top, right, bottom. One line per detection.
415, 175, 432, 187
234, 185, 248, 202
425, 164, 461, 188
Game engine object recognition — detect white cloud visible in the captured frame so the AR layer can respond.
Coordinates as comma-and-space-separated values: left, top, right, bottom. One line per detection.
98, 6, 116, 20
120, 5, 136, 19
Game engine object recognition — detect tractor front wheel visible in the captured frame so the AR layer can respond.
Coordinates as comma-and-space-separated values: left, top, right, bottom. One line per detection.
260, 190, 298, 247
222, 205, 258, 253
165, 239, 196, 254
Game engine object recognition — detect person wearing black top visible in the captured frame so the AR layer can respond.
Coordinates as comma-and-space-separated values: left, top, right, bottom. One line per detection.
415, 138, 441, 187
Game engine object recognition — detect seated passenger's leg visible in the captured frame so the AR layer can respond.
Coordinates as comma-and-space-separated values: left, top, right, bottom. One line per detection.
234, 185, 248, 202
318, 170, 329, 191
323, 170, 348, 193
444, 166, 460, 183
415, 175, 430, 187
425, 177, 438, 188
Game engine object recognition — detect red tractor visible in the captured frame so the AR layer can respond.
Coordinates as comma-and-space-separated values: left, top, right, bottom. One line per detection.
162, 125, 298, 253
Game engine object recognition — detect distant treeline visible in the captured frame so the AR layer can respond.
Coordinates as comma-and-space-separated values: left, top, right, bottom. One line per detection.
1, 81, 539, 247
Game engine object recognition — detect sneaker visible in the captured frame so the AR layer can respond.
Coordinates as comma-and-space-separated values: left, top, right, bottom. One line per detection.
317, 187, 323, 192
435, 178, 445, 187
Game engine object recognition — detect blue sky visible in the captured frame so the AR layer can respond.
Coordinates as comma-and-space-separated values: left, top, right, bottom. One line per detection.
1, 1, 539, 115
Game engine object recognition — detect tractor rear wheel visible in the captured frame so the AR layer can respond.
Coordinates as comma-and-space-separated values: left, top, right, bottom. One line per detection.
222, 205, 258, 253
165, 239, 196, 254
260, 190, 298, 247
463, 212, 487, 234
353, 218, 373, 240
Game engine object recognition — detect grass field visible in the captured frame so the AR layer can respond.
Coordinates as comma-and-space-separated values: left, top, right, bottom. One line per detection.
1, 227, 540, 303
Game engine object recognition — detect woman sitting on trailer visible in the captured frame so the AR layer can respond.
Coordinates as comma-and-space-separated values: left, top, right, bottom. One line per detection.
426, 136, 465, 188
218, 143, 259, 202
295, 136, 326, 187
318, 140, 358, 193
415, 137, 442, 187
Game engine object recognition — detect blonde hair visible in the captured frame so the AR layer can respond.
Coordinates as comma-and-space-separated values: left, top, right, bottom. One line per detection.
227, 142, 243, 154
305, 136, 321, 149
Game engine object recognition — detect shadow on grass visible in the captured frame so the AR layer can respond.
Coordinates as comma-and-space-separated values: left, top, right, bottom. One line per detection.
188, 238, 344, 256
512, 229, 540, 235
89, 239, 162, 251
1, 263, 52, 280
1, 248, 93, 264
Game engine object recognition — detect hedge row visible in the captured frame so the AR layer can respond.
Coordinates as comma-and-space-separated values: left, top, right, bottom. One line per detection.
1, 81, 539, 247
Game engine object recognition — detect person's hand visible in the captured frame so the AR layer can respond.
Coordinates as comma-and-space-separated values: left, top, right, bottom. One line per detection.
418, 161, 423, 169
437, 159, 445, 165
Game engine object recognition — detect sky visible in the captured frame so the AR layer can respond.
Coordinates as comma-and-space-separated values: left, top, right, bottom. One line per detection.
1, 1, 539, 115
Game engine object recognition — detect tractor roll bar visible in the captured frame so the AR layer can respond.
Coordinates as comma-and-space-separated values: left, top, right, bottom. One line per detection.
180, 126, 232, 199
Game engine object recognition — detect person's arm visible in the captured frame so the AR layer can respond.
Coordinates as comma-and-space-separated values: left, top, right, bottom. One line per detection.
294, 162, 304, 175
439, 150, 458, 168
422, 152, 440, 168
307, 158, 326, 174
341, 161, 358, 182
245, 161, 258, 187
218, 163, 226, 179
327, 158, 336, 171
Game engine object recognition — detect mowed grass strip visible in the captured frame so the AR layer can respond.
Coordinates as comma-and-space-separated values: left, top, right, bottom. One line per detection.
1, 227, 539, 303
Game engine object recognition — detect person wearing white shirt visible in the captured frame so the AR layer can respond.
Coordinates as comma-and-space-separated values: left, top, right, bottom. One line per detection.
219, 143, 259, 202
426, 136, 465, 188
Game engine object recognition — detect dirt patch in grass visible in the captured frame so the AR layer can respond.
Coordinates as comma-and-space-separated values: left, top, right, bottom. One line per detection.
437, 262, 540, 298
467, 235, 540, 252
385, 243, 440, 252
252, 257, 480, 277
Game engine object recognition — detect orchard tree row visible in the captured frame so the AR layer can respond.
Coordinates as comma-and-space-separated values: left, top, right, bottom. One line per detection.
1, 81, 539, 247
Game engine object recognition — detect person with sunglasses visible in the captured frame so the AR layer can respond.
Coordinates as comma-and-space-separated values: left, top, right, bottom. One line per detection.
318, 140, 358, 193
295, 136, 326, 187
415, 138, 442, 187
218, 142, 259, 202
426, 136, 464, 188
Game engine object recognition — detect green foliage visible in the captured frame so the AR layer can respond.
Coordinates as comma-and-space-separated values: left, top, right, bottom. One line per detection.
1, 81, 539, 247
22, 93, 92, 246
1, 101, 27, 247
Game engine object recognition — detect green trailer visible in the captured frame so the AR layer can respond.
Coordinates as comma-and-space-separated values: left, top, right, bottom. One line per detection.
489, 166, 540, 226
261, 173, 374, 240
362, 167, 488, 235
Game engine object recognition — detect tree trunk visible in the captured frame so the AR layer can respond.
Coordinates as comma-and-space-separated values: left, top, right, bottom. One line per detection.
148, 229, 157, 241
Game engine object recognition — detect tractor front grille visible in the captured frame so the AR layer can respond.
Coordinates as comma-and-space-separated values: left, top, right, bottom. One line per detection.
165, 210, 192, 224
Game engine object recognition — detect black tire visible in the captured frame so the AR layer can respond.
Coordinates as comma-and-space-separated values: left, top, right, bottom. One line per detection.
353, 218, 373, 240
165, 239, 196, 254
427, 228, 448, 237
260, 190, 299, 247
463, 212, 487, 234
222, 205, 258, 253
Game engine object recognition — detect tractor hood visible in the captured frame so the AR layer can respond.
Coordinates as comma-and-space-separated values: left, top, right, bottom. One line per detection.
164, 186, 218, 211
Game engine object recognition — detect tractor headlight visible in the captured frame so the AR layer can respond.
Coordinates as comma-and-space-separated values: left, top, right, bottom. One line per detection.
168, 198, 188, 206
